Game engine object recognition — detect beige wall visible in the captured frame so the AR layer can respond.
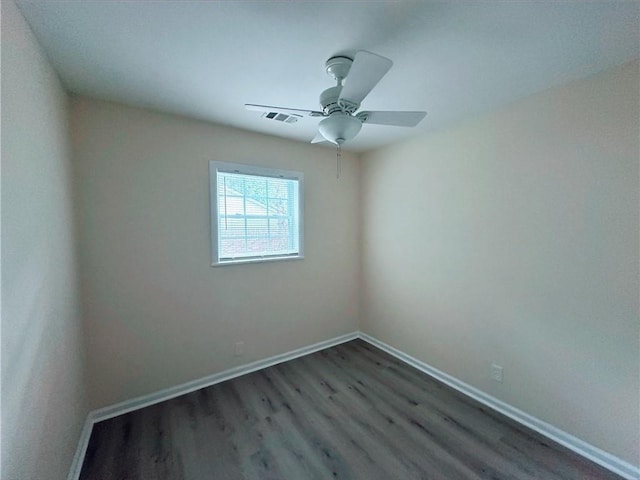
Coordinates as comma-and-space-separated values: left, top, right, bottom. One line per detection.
70, 97, 360, 409
360, 60, 639, 465
1, 1, 88, 478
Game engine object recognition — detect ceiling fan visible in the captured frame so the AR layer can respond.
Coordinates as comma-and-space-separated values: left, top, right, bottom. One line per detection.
246, 50, 427, 146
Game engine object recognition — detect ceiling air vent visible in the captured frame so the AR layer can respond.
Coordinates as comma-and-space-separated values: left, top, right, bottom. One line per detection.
262, 112, 299, 124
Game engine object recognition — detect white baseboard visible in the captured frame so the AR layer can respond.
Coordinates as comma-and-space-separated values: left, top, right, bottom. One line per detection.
66, 331, 358, 480
67, 330, 638, 480
358, 332, 640, 480
91, 331, 359, 422
66, 412, 96, 480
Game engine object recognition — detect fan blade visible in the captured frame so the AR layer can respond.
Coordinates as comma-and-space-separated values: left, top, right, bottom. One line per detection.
359, 111, 426, 127
339, 51, 393, 108
311, 132, 329, 144
245, 104, 324, 117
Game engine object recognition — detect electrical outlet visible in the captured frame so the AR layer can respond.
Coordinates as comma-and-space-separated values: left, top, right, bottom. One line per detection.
491, 363, 504, 383
234, 341, 244, 356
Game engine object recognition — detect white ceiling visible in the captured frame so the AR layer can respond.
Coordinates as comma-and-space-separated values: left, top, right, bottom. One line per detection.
16, 1, 640, 152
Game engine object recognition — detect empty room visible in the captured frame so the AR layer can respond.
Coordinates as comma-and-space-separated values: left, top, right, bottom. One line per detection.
2, 1, 639, 479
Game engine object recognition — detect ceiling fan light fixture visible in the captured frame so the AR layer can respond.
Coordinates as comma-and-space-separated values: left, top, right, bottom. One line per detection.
318, 112, 362, 144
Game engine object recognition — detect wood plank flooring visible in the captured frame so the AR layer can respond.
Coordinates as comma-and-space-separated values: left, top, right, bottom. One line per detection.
79, 339, 624, 479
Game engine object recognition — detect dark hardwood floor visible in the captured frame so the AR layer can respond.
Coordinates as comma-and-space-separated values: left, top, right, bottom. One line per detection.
80, 339, 623, 479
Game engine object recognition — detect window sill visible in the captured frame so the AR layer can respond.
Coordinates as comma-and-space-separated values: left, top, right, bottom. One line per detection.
211, 254, 304, 267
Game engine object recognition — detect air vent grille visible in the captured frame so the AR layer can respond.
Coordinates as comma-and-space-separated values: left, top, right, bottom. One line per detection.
262, 112, 299, 124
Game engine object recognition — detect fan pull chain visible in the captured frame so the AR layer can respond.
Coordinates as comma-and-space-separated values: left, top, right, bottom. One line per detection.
336, 143, 342, 179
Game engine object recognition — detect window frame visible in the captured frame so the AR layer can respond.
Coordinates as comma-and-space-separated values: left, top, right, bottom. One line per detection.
209, 161, 304, 267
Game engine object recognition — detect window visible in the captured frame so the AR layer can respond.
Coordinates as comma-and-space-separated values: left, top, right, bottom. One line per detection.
209, 161, 304, 266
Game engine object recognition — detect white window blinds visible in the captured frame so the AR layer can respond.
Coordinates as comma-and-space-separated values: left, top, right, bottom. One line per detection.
210, 162, 303, 265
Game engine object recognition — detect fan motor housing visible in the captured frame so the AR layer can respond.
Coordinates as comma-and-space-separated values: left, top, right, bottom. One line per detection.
319, 85, 343, 114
